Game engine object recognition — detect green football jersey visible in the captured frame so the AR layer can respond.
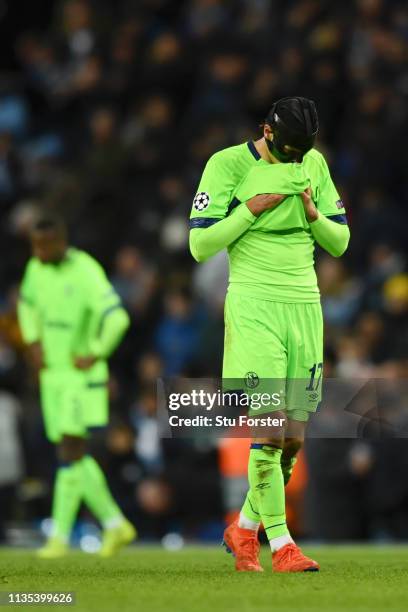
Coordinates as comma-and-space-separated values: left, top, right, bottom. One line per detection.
190, 141, 347, 302
18, 248, 121, 380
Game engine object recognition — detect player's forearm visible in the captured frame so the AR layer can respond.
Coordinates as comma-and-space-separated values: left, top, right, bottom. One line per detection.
310, 213, 350, 257
17, 299, 41, 344
91, 306, 130, 359
189, 204, 256, 262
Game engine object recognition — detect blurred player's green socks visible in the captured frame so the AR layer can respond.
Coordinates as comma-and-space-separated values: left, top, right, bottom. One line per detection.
51, 456, 124, 541
79, 455, 124, 527
247, 444, 292, 548
52, 462, 83, 540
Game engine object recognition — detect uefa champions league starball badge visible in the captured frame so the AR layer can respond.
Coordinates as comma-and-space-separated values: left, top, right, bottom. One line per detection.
193, 191, 210, 212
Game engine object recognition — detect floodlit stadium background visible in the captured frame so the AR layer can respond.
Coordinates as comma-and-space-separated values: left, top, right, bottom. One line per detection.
0, 0, 407, 548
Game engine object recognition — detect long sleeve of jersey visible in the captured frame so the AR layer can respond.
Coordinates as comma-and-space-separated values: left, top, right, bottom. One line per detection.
309, 212, 350, 257
18, 261, 41, 344
84, 257, 131, 360
18, 298, 40, 344
190, 203, 256, 262
89, 305, 130, 359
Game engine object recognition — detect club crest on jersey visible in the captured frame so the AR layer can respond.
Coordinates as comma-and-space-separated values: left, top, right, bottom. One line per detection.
193, 191, 210, 212
336, 199, 344, 209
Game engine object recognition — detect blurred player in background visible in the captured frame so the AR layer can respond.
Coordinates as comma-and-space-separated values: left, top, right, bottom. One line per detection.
18, 215, 135, 558
190, 97, 350, 572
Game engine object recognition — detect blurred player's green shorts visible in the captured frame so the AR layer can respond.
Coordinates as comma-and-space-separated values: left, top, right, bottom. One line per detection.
40, 369, 109, 442
222, 292, 323, 421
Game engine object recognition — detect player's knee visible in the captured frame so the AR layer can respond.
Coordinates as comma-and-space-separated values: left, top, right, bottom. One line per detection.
283, 437, 303, 459
58, 435, 87, 463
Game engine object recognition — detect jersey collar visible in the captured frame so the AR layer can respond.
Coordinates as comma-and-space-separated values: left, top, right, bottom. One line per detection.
247, 141, 261, 161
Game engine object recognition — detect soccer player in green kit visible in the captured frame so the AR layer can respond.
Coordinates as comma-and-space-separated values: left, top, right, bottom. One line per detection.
18, 215, 136, 558
189, 97, 350, 572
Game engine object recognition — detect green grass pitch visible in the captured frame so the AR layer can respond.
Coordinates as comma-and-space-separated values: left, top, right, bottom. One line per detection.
1, 546, 408, 612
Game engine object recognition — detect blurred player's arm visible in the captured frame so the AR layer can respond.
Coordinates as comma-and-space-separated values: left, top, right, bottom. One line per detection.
75, 259, 130, 369
76, 307, 130, 369
17, 260, 44, 370
302, 156, 350, 257
189, 153, 285, 262
90, 303, 130, 360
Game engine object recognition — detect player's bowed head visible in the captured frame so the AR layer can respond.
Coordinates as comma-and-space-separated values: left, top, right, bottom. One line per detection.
246, 97, 319, 219
262, 96, 319, 164
257, 97, 320, 222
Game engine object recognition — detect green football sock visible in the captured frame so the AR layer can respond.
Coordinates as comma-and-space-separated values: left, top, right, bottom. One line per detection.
281, 456, 297, 486
79, 455, 123, 527
240, 490, 261, 523
248, 444, 289, 540
52, 461, 83, 540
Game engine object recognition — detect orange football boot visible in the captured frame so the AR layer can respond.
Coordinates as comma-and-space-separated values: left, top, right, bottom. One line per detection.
223, 520, 263, 572
272, 543, 319, 572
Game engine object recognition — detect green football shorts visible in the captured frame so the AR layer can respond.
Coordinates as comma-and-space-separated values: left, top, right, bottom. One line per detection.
40, 369, 109, 443
222, 292, 323, 420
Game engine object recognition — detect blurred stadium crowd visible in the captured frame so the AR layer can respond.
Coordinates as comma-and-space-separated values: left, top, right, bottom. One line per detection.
0, 0, 407, 544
